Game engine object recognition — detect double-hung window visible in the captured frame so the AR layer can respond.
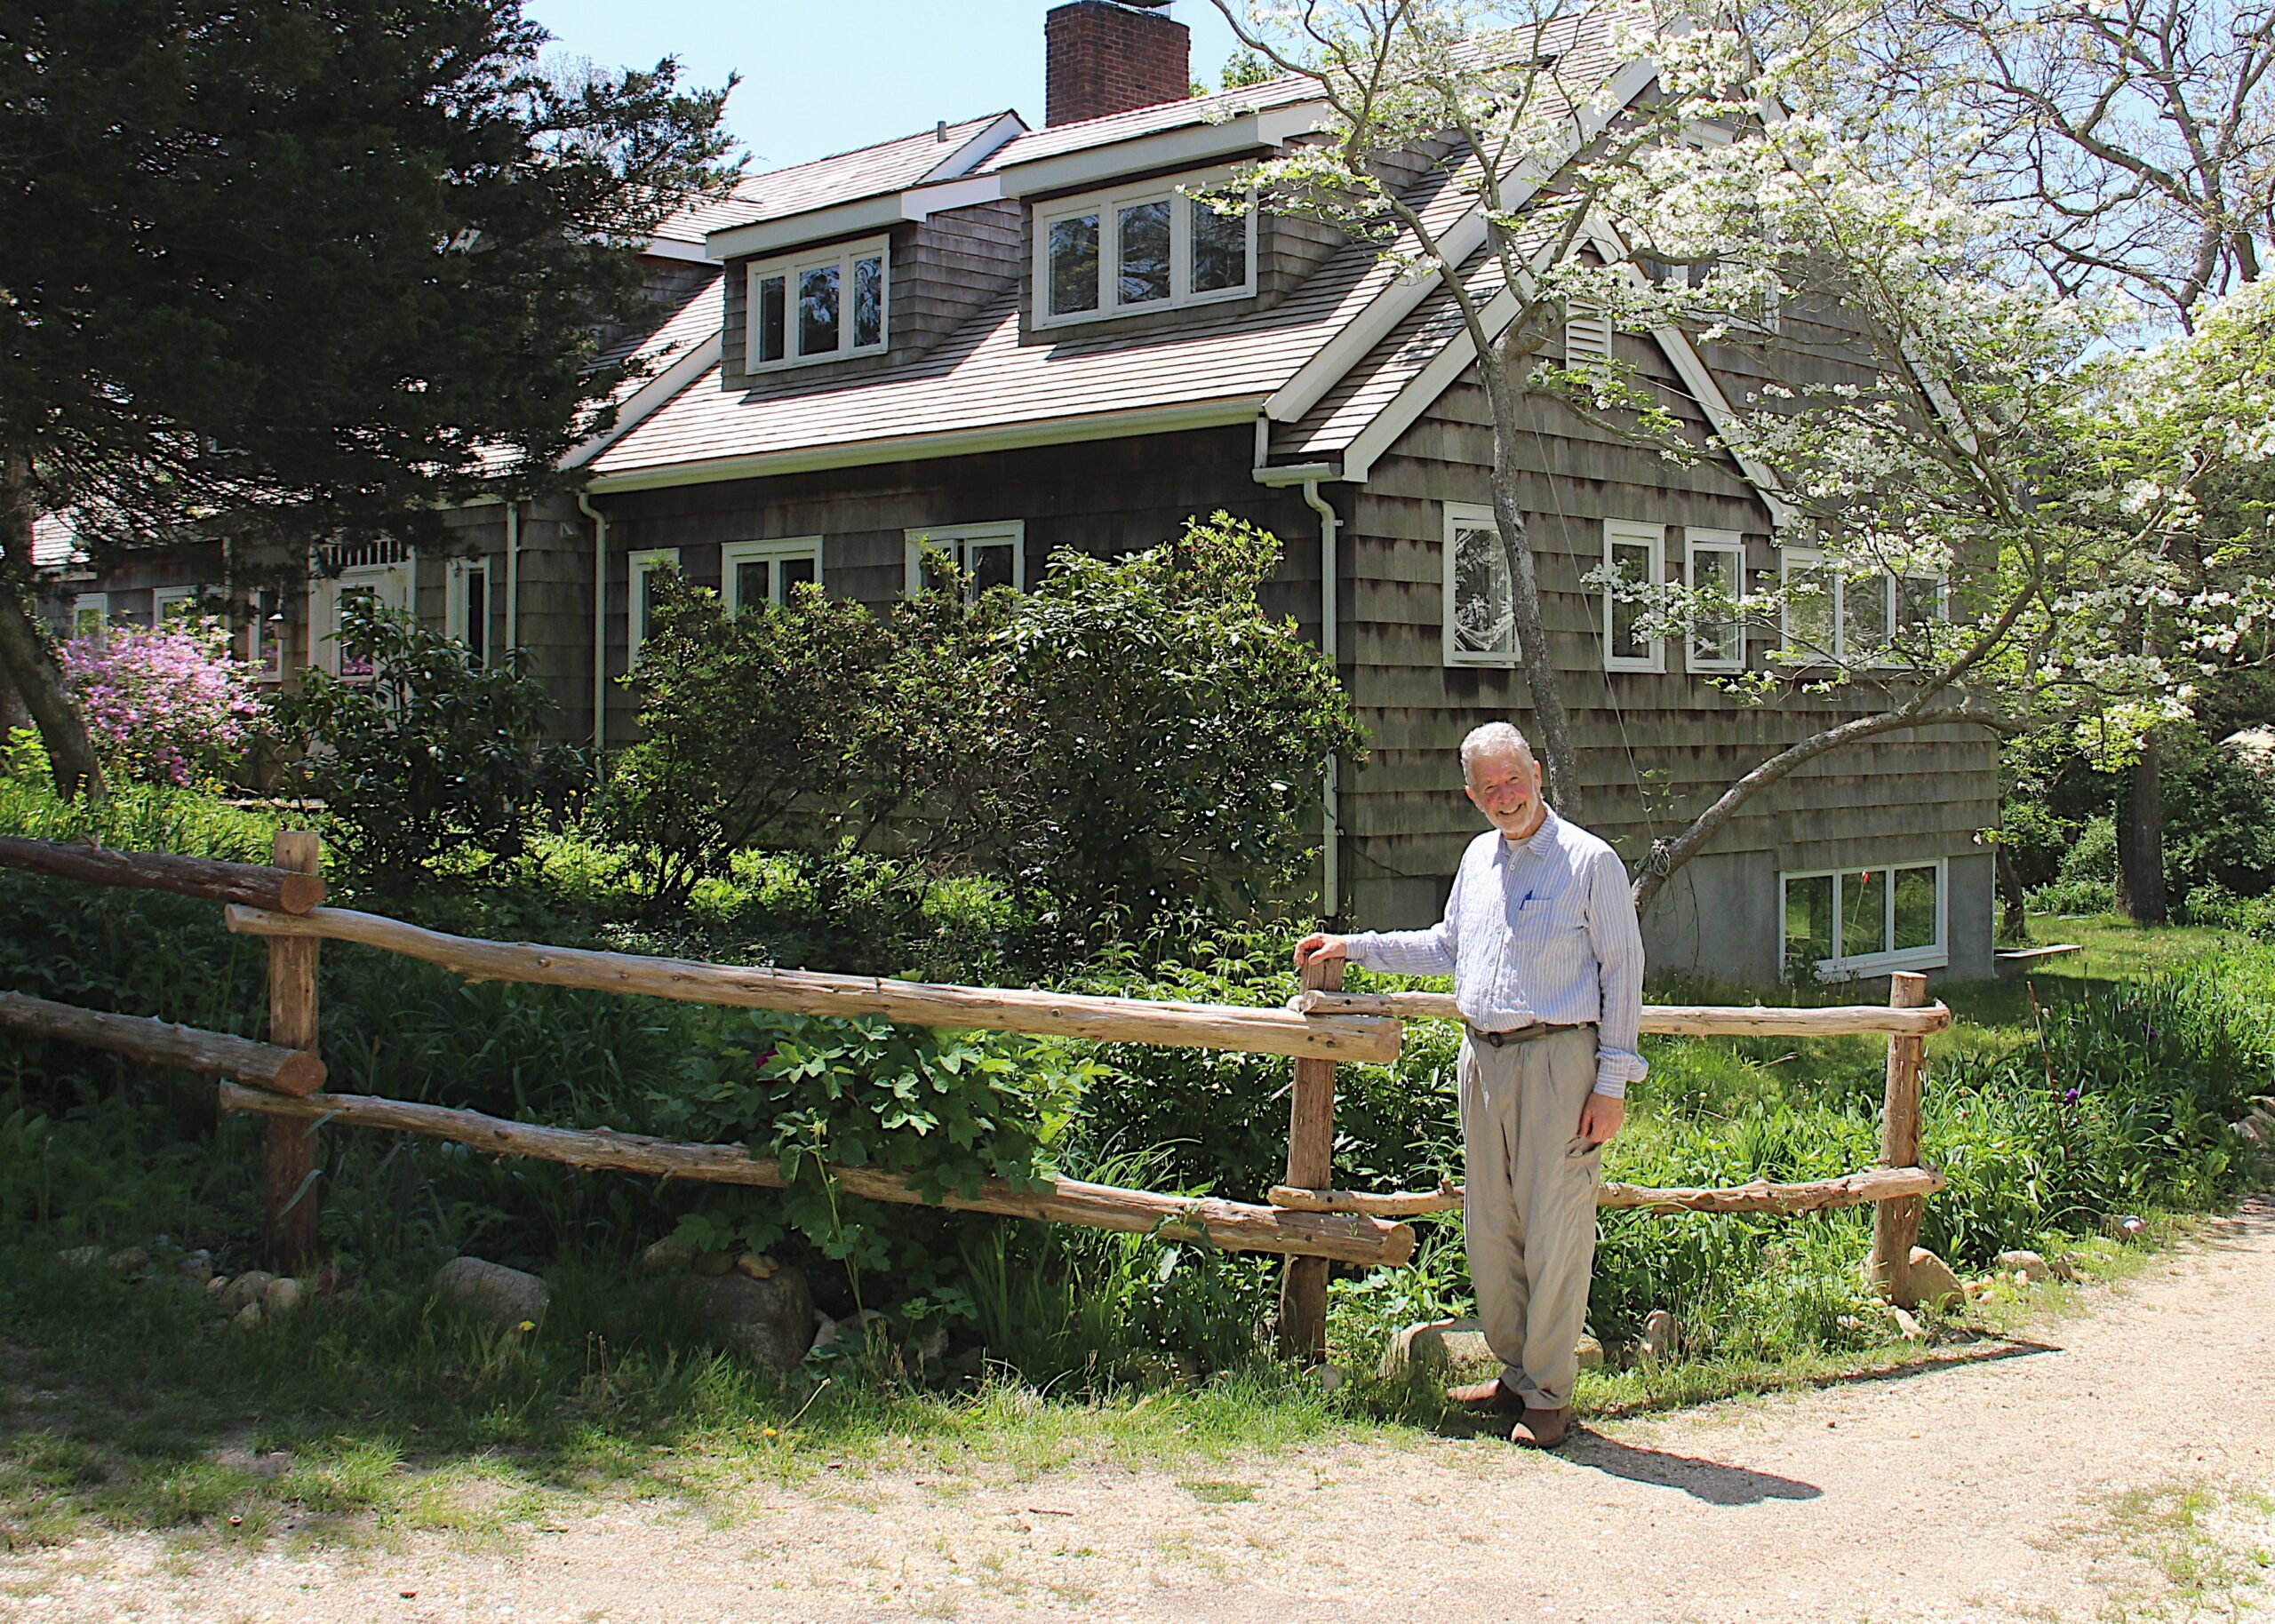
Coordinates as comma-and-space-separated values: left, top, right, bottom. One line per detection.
245, 587, 285, 678
445, 558, 489, 664
152, 585, 200, 626
1602, 520, 1665, 673
627, 548, 681, 666
722, 538, 822, 614
1782, 549, 1945, 665
1685, 529, 1746, 672
1036, 179, 1255, 327
310, 561, 409, 680
1780, 860, 1946, 978
746, 237, 888, 370
906, 522, 1023, 600
1444, 503, 1518, 666
70, 593, 108, 642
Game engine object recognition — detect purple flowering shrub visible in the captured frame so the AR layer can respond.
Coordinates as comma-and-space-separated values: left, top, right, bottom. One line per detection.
56, 621, 262, 787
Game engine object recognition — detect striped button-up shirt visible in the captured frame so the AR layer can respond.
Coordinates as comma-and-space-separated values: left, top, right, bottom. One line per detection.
1345, 808, 1648, 1097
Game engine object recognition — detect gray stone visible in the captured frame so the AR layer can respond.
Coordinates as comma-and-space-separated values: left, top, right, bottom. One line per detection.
1575, 1333, 1606, 1371
1905, 1246, 1968, 1310
104, 1246, 150, 1275
1996, 1249, 2053, 1285
1376, 1318, 1497, 1383
232, 1301, 264, 1331
175, 1251, 213, 1289
433, 1257, 548, 1328
56, 1245, 101, 1269
809, 1307, 888, 1357
262, 1277, 305, 1316
218, 1271, 276, 1315
1637, 1309, 1679, 1364
638, 1238, 695, 1277
697, 1269, 815, 1374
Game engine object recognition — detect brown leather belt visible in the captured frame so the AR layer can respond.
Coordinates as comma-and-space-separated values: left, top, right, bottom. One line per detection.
1465, 1021, 1595, 1048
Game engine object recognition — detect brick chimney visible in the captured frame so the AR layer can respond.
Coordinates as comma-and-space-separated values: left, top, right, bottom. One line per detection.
1045, 1, 1192, 126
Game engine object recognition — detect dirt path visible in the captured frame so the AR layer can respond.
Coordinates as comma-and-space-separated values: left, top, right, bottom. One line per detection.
7, 1199, 2274, 1624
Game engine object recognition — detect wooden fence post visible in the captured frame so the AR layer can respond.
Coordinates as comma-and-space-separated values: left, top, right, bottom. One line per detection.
263, 830, 322, 1271
1868, 969, 1931, 1305
1276, 952, 1342, 1363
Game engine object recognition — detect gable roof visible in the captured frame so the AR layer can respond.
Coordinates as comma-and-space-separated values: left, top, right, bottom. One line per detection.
589, 17, 1783, 522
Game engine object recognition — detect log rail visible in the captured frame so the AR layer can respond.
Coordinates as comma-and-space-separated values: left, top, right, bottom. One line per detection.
13, 828, 1956, 1318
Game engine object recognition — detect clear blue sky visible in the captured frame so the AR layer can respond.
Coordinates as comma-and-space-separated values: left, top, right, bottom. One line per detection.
523, 1, 1250, 174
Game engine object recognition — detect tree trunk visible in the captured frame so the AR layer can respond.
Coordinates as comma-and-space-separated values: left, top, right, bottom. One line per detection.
1994, 843, 2029, 941
2116, 733, 2167, 925
0, 453, 106, 800
1479, 360, 1581, 818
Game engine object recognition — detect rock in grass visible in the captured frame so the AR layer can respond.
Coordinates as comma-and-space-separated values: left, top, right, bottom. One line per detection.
1377, 1318, 1495, 1382
1575, 1333, 1605, 1371
104, 1246, 150, 1275
735, 1253, 778, 1280
56, 1246, 102, 1269
1637, 1310, 1679, 1363
638, 1238, 695, 1277
1889, 1307, 1925, 1341
218, 1271, 276, 1315
433, 1257, 548, 1329
232, 1302, 264, 1331
697, 1268, 815, 1374
175, 1250, 214, 1289
1905, 1247, 1967, 1309
262, 1277, 304, 1316
1996, 1249, 2052, 1284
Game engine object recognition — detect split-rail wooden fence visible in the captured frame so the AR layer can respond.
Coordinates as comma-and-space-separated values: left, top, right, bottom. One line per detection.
0, 831, 1955, 1357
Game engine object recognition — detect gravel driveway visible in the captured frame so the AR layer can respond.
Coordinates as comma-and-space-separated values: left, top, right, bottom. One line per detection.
6, 1197, 2271, 1624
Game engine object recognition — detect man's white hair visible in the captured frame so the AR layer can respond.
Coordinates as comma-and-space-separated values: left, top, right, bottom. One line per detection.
1460, 721, 1537, 785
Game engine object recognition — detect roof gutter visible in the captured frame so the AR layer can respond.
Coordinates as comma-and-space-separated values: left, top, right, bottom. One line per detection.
1250, 436, 1349, 919
578, 491, 608, 763
588, 398, 1264, 494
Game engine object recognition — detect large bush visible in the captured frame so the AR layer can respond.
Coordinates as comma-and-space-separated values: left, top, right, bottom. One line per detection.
55, 620, 260, 787
273, 601, 582, 883
610, 514, 1365, 936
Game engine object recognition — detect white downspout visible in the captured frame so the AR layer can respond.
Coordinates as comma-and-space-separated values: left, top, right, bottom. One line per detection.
504, 500, 521, 654
578, 491, 608, 760
1300, 477, 1341, 920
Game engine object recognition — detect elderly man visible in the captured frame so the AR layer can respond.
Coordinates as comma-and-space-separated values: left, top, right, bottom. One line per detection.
1296, 721, 1645, 1447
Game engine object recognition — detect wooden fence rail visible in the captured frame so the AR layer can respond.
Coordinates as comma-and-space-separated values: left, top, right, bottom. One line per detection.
0, 989, 325, 1095
12, 829, 1955, 1332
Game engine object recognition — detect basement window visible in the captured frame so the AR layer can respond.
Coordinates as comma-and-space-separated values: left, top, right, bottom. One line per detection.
1780, 860, 1946, 979
746, 237, 888, 370
1035, 179, 1255, 328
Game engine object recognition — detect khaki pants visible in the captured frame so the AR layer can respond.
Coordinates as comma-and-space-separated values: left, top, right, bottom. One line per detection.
1459, 1026, 1603, 1411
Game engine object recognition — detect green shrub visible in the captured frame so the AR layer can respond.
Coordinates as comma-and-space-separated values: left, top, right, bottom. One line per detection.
273, 601, 583, 883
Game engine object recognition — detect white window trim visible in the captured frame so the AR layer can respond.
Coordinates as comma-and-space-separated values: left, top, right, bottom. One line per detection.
444, 557, 489, 661
1442, 502, 1521, 668
244, 587, 285, 679
745, 235, 890, 372
1780, 546, 1837, 665
1779, 858, 1949, 979
904, 521, 1026, 599
1684, 529, 1747, 673
152, 585, 200, 625
308, 561, 410, 679
627, 547, 681, 667
1033, 174, 1257, 330
721, 537, 824, 615
70, 593, 108, 642
1602, 519, 1666, 673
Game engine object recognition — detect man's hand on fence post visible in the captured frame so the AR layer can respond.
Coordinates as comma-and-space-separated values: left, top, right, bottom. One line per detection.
1293, 932, 1347, 971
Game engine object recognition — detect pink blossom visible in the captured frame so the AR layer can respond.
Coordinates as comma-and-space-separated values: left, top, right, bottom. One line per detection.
56, 621, 262, 786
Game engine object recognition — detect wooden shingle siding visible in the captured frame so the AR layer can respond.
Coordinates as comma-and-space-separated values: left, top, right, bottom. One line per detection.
1334, 330, 2000, 963
587, 426, 1325, 750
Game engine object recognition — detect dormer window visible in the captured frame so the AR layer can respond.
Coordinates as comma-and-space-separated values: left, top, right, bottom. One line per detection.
746, 236, 889, 370
1035, 180, 1255, 328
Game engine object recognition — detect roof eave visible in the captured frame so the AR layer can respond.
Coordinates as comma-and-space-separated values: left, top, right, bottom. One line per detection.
994, 101, 1327, 200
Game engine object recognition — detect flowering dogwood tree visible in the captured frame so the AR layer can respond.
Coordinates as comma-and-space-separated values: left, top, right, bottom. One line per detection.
1213, 0, 2266, 908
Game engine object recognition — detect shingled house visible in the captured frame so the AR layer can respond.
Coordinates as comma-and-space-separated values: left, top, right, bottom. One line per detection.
59, 0, 1997, 984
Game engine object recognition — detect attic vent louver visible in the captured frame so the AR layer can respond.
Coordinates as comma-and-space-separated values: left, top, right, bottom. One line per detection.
1564, 303, 1613, 369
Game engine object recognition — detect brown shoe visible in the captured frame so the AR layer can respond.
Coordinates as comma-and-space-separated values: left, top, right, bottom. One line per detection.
1445, 1378, 1523, 1415
1510, 1405, 1570, 1448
